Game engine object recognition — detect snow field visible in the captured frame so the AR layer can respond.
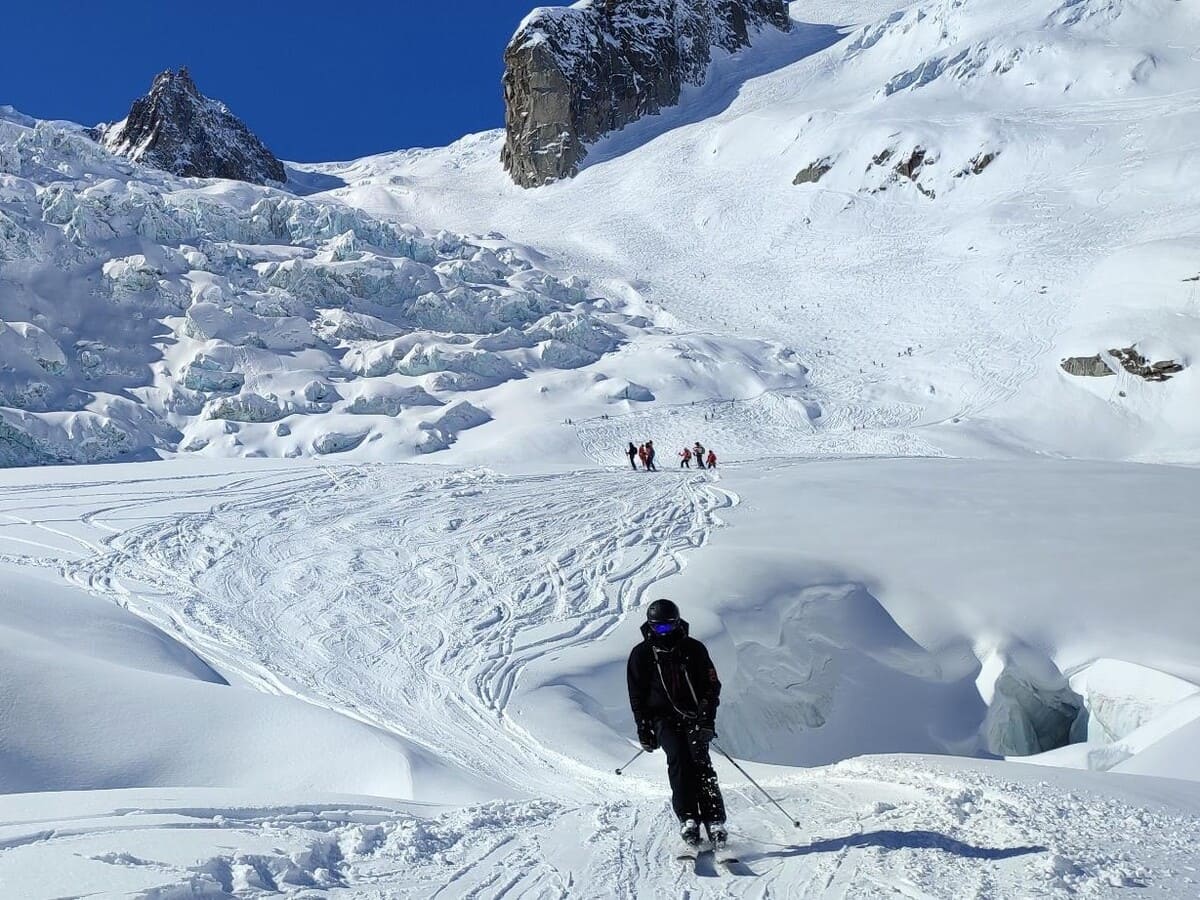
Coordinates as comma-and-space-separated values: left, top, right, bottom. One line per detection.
3, 0, 1200, 895
4, 457, 1200, 895
317, 0, 1200, 465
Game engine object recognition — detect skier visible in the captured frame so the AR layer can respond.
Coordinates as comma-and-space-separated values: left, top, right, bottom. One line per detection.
646, 440, 658, 472
706, 449, 717, 470
638, 443, 649, 470
627, 599, 727, 850
627, 442, 639, 470
693, 442, 706, 469
679, 447, 692, 468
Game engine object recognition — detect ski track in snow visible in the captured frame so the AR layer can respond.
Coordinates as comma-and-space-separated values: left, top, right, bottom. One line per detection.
68, 463, 734, 800
0, 464, 1177, 896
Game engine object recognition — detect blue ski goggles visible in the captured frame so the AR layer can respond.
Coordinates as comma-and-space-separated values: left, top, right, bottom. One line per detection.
650, 621, 679, 635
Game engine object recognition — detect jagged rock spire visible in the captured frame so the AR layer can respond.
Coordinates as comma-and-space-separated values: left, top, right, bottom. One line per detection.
104, 67, 285, 185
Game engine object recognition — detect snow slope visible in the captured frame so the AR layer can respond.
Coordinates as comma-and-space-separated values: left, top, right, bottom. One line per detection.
0, 107, 805, 467
315, 0, 1200, 464
4, 0, 1200, 896
3, 456, 1200, 896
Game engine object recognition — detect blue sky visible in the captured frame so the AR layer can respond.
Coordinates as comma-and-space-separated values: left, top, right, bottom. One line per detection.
1, 1, 550, 162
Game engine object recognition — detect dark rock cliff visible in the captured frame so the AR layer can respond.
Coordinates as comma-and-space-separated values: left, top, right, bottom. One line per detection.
502, 0, 790, 187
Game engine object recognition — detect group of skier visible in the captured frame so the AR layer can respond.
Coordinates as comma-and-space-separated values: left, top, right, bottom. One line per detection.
628, 440, 659, 470
679, 441, 717, 470
626, 440, 717, 471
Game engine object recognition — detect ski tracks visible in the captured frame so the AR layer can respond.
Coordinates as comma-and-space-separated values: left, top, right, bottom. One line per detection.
36, 464, 1200, 898
68, 464, 732, 802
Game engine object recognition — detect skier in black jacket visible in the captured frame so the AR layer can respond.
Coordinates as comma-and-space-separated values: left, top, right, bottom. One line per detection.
627, 598, 727, 848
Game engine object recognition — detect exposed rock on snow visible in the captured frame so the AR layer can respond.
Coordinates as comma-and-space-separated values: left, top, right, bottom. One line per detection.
960, 150, 998, 177
103, 68, 285, 184
1061, 348, 1184, 381
501, 0, 790, 186
1061, 354, 1114, 377
1109, 346, 1184, 382
793, 157, 834, 185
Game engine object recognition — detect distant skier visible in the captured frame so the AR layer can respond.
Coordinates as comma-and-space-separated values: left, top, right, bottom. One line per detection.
638, 443, 649, 470
627, 599, 727, 850
693, 442, 706, 469
646, 440, 658, 472
627, 442, 639, 470
679, 447, 692, 468
706, 449, 717, 470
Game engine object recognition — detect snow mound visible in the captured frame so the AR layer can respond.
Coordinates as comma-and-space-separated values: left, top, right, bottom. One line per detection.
717, 580, 985, 765
0, 568, 481, 799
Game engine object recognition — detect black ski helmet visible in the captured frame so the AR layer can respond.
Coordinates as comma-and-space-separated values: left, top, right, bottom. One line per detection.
646, 598, 680, 624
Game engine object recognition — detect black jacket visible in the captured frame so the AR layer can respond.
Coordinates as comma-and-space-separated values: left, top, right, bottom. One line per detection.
627, 619, 720, 727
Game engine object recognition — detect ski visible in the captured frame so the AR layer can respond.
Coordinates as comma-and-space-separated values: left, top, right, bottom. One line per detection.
675, 847, 719, 877
693, 848, 719, 877
717, 854, 756, 876
711, 839, 757, 876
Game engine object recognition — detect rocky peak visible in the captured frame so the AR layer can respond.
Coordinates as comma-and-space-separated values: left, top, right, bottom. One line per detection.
104, 67, 285, 185
502, 0, 790, 188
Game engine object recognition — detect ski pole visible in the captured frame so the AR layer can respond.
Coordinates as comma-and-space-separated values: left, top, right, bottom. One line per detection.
712, 741, 800, 828
615, 748, 646, 775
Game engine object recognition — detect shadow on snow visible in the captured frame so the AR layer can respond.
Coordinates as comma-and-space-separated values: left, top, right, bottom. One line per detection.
748, 830, 1048, 862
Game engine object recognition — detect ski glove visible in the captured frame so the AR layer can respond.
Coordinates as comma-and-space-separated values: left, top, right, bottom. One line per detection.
691, 722, 716, 745
638, 721, 659, 752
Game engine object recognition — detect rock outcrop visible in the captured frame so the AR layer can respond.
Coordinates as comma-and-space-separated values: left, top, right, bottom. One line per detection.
502, 0, 790, 187
1061, 347, 1184, 382
1109, 346, 1184, 382
793, 158, 834, 185
1061, 355, 1114, 378
104, 68, 285, 184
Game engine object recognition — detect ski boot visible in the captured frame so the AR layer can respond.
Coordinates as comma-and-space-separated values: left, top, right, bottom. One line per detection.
706, 820, 728, 851
680, 818, 702, 848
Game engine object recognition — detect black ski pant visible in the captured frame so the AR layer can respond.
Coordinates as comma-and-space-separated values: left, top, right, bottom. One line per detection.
656, 718, 725, 824
628, 454, 638, 469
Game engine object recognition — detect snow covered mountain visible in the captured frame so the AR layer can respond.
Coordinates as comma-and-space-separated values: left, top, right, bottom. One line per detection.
4, 0, 1200, 897
2, 0, 1198, 466
103, 68, 285, 184
324, 0, 1200, 464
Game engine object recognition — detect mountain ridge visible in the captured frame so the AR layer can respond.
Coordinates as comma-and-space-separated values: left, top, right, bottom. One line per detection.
103, 67, 285, 185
